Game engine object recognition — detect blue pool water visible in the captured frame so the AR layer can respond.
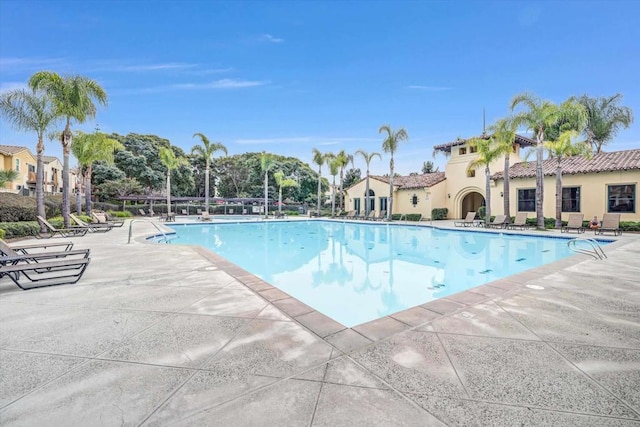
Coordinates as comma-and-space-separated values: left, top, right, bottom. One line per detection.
163, 221, 604, 327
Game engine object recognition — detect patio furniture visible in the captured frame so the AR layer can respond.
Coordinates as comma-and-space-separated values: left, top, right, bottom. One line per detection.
487, 215, 508, 229
595, 213, 622, 236
70, 214, 113, 233
454, 212, 478, 227
561, 213, 585, 233
1, 247, 91, 290
508, 212, 531, 230
0, 239, 73, 255
344, 210, 355, 219
36, 216, 88, 238
199, 211, 212, 221
93, 212, 125, 227
376, 210, 387, 221
181, 209, 188, 215
364, 211, 377, 220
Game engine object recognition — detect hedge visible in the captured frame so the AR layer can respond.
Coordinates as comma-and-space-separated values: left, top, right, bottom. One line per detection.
431, 208, 448, 220
390, 213, 423, 221
0, 221, 41, 239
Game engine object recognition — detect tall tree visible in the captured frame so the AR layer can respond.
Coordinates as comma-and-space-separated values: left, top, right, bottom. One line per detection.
421, 161, 438, 174
379, 125, 408, 221
335, 150, 352, 211
273, 170, 298, 214
578, 94, 634, 154
355, 149, 381, 216
260, 152, 276, 218
510, 93, 585, 229
0, 89, 59, 226
312, 148, 326, 216
328, 157, 340, 216
544, 130, 591, 228
191, 133, 227, 212
159, 147, 188, 214
29, 71, 108, 227
487, 117, 518, 220
71, 131, 123, 215
466, 137, 503, 226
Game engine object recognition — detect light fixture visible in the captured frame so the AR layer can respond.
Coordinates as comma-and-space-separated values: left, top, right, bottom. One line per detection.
500, 192, 504, 197
447, 193, 451, 199
410, 194, 419, 206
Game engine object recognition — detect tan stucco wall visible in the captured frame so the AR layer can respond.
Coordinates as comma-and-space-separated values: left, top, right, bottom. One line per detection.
496, 170, 639, 222
0, 150, 36, 191
345, 177, 391, 216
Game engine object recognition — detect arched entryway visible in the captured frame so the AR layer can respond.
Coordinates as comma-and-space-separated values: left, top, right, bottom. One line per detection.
364, 189, 375, 214
460, 191, 485, 219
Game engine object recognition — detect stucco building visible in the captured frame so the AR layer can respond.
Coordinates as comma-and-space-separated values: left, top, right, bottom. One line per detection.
345, 136, 639, 222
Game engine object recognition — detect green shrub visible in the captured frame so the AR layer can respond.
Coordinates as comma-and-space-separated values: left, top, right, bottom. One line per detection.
0, 228, 5, 239
108, 210, 132, 218
431, 208, 448, 220
0, 221, 41, 239
390, 213, 422, 221
478, 206, 486, 220
285, 210, 300, 216
621, 221, 640, 232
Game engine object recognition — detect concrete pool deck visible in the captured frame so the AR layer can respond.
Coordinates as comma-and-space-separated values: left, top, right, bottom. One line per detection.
1, 218, 639, 426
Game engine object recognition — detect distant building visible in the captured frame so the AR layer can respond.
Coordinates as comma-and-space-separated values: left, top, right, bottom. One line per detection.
345, 136, 639, 222
0, 145, 77, 196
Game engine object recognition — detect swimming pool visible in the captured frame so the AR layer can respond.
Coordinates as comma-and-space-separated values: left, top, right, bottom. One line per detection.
163, 221, 607, 327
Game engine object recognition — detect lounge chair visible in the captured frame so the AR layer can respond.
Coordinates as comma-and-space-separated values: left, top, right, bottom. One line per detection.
561, 213, 585, 233
92, 212, 124, 227
508, 212, 531, 230
486, 215, 508, 229
0, 238, 73, 255
70, 214, 113, 233
376, 210, 387, 221
138, 209, 148, 216
37, 216, 88, 238
454, 212, 479, 227
181, 209, 188, 215
595, 213, 622, 236
344, 210, 355, 219
363, 211, 376, 220
200, 211, 212, 221
1, 244, 91, 290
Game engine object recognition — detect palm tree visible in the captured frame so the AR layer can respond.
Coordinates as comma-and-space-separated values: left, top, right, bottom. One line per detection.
335, 150, 352, 211
71, 131, 123, 215
29, 71, 108, 227
192, 133, 227, 212
159, 147, 188, 215
466, 137, 503, 226
260, 152, 276, 218
355, 149, 381, 216
544, 130, 591, 228
0, 169, 20, 188
379, 125, 408, 221
487, 117, 518, 220
312, 148, 326, 216
273, 170, 297, 214
510, 93, 585, 229
0, 89, 59, 225
328, 157, 340, 217
578, 94, 634, 154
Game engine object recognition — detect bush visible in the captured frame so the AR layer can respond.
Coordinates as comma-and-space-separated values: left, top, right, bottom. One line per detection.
431, 208, 448, 220
478, 206, 486, 220
0, 228, 5, 239
621, 221, 640, 232
390, 213, 423, 221
0, 221, 41, 239
108, 210, 132, 218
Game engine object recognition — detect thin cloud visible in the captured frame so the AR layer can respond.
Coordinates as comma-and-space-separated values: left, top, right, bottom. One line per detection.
113, 78, 267, 95
191, 67, 234, 75
407, 85, 452, 91
94, 62, 197, 72
259, 34, 284, 43
0, 57, 66, 72
235, 136, 378, 145
0, 81, 27, 92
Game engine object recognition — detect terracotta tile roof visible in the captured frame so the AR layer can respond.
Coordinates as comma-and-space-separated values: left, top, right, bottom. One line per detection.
433, 134, 536, 153
492, 149, 640, 180
0, 145, 29, 155
370, 172, 446, 189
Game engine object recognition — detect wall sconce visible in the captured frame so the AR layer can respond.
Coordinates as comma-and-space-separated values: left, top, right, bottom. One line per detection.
447, 193, 451, 199
500, 192, 504, 198
410, 194, 419, 206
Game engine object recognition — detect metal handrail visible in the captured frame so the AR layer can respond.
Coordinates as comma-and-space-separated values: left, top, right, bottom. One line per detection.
128, 219, 172, 244
568, 238, 607, 260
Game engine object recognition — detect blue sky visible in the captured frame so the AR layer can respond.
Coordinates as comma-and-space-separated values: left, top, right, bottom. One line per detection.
1, 0, 638, 177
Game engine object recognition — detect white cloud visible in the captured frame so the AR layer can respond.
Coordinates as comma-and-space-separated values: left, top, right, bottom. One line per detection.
94, 62, 197, 72
235, 136, 377, 145
0, 57, 65, 73
407, 85, 452, 91
259, 34, 284, 43
172, 79, 267, 89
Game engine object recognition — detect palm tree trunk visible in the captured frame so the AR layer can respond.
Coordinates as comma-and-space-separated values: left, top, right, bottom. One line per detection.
204, 161, 210, 212
485, 165, 491, 226
76, 184, 82, 216
339, 168, 344, 211
62, 125, 72, 228
84, 165, 92, 215
35, 137, 46, 231
331, 176, 336, 217
555, 160, 562, 229
364, 167, 370, 216
535, 130, 545, 230
503, 152, 510, 221
317, 166, 321, 216
388, 156, 394, 222
278, 186, 282, 214
166, 170, 171, 214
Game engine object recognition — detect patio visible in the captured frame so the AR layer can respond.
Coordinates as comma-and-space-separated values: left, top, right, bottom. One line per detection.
1, 219, 639, 426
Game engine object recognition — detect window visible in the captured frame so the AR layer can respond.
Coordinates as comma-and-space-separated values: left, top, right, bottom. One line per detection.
562, 187, 581, 212
608, 184, 636, 213
28, 164, 35, 173
353, 198, 361, 214
518, 188, 536, 212
469, 145, 477, 153
379, 197, 388, 212
15, 158, 20, 171
459, 147, 467, 155
466, 169, 476, 177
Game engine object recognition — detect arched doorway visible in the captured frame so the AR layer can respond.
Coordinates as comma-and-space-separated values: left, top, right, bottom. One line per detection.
364, 189, 375, 214
461, 192, 485, 218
